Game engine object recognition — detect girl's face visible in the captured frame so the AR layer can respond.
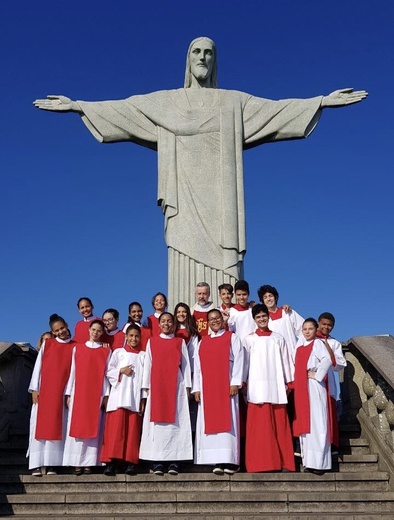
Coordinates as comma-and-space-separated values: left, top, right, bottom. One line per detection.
51, 321, 70, 341
302, 321, 317, 342
176, 306, 187, 324
126, 329, 141, 349
129, 305, 143, 323
78, 299, 93, 318
159, 314, 174, 335
102, 312, 118, 332
154, 295, 166, 313
89, 323, 104, 342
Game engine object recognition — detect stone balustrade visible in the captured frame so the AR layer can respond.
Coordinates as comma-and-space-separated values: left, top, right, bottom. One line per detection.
343, 335, 394, 486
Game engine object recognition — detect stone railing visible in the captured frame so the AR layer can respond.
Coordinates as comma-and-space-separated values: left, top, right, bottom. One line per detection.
343, 334, 394, 486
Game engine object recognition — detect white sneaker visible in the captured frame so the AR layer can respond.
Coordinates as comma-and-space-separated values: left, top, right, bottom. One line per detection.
46, 467, 57, 475
32, 468, 42, 477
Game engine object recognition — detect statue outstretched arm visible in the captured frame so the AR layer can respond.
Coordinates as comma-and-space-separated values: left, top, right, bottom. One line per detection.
321, 88, 368, 108
33, 95, 83, 114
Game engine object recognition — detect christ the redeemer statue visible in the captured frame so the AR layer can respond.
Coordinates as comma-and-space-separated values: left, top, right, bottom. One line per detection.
34, 37, 367, 306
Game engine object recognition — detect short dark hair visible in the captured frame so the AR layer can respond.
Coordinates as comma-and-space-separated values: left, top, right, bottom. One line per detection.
234, 280, 250, 293
207, 308, 222, 320
257, 285, 279, 304
252, 303, 269, 319
49, 314, 67, 328
318, 312, 335, 325
303, 317, 318, 329
218, 283, 233, 294
89, 319, 105, 330
125, 323, 141, 335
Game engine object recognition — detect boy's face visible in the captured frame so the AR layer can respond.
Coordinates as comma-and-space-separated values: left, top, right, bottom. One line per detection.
254, 311, 269, 330
262, 292, 276, 310
318, 318, 334, 336
235, 290, 249, 307
219, 288, 233, 305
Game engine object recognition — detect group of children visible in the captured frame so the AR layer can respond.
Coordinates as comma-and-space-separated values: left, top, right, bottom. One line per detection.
29, 282, 346, 477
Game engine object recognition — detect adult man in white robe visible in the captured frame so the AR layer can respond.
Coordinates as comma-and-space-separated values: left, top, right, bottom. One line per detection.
193, 309, 243, 474
33, 37, 367, 306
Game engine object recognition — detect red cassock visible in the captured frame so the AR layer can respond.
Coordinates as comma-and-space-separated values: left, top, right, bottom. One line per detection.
149, 336, 183, 423
35, 338, 75, 440
69, 343, 110, 439
198, 331, 232, 434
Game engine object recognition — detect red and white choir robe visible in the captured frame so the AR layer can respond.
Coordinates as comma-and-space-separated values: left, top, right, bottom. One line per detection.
228, 304, 255, 342
63, 341, 111, 467
316, 331, 347, 447
147, 313, 161, 337
101, 344, 145, 464
268, 307, 305, 362
193, 329, 243, 465
73, 316, 98, 343
122, 322, 151, 351
27, 337, 75, 469
293, 339, 332, 470
191, 302, 215, 337
139, 334, 192, 461
103, 328, 125, 351
242, 330, 295, 472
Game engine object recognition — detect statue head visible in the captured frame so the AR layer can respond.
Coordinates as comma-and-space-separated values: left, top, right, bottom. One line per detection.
184, 37, 218, 89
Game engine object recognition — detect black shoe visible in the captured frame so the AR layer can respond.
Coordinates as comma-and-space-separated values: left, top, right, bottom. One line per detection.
46, 467, 57, 475
151, 463, 165, 475
168, 463, 180, 475
304, 467, 325, 476
125, 464, 136, 476
104, 463, 116, 476
223, 464, 240, 475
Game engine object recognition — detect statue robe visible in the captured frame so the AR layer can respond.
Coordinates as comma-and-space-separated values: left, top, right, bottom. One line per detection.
78, 89, 322, 304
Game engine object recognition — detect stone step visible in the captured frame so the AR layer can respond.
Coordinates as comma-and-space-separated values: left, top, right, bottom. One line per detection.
2, 512, 393, 520
1, 491, 394, 516
0, 471, 389, 494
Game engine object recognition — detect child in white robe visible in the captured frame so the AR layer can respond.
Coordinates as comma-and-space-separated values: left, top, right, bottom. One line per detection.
293, 318, 332, 474
101, 324, 145, 475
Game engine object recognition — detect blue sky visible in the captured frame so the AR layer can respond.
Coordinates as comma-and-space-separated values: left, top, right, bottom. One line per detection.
1, 0, 393, 344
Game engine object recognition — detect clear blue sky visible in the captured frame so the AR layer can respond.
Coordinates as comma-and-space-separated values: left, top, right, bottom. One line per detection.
1, 0, 393, 344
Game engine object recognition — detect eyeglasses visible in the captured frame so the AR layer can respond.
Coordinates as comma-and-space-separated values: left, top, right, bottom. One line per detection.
208, 316, 222, 323
103, 318, 116, 324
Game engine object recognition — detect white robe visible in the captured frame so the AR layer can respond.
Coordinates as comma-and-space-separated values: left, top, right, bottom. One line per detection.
62, 342, 110, 467
269, 308, 305, 362
106, 348, 145, 412
192, 330, 243, 465
242, 331, 293, 404
326, 336, 347, 401
228, 307, 255, 342
27, 338, 72, 469
296, 339, 332, 470
139, 334, 192, 461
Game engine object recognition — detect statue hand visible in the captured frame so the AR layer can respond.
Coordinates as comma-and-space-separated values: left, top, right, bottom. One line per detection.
33, 95, 80, 112
321, 88, 368, 108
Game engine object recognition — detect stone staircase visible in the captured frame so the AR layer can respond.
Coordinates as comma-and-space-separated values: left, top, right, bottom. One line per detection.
1, 429, 394, 519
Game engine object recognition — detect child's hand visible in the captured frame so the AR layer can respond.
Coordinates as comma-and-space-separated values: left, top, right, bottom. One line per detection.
230, 385, 238, 396
194, 391, 201, 403
283, 304, 292, 313
307, 370, 316, 380
32, 391, 39, 405
120, 365, 134, 377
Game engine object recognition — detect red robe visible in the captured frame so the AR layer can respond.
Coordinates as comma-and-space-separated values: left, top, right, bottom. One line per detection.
35, 338, 75, 440
69, 343, 110, 439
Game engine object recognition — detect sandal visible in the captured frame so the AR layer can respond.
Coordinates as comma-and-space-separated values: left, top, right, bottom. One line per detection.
75, 467, 83, 476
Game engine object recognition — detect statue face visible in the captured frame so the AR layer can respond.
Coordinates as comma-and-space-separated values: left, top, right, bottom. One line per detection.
189, 39, 214, 83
